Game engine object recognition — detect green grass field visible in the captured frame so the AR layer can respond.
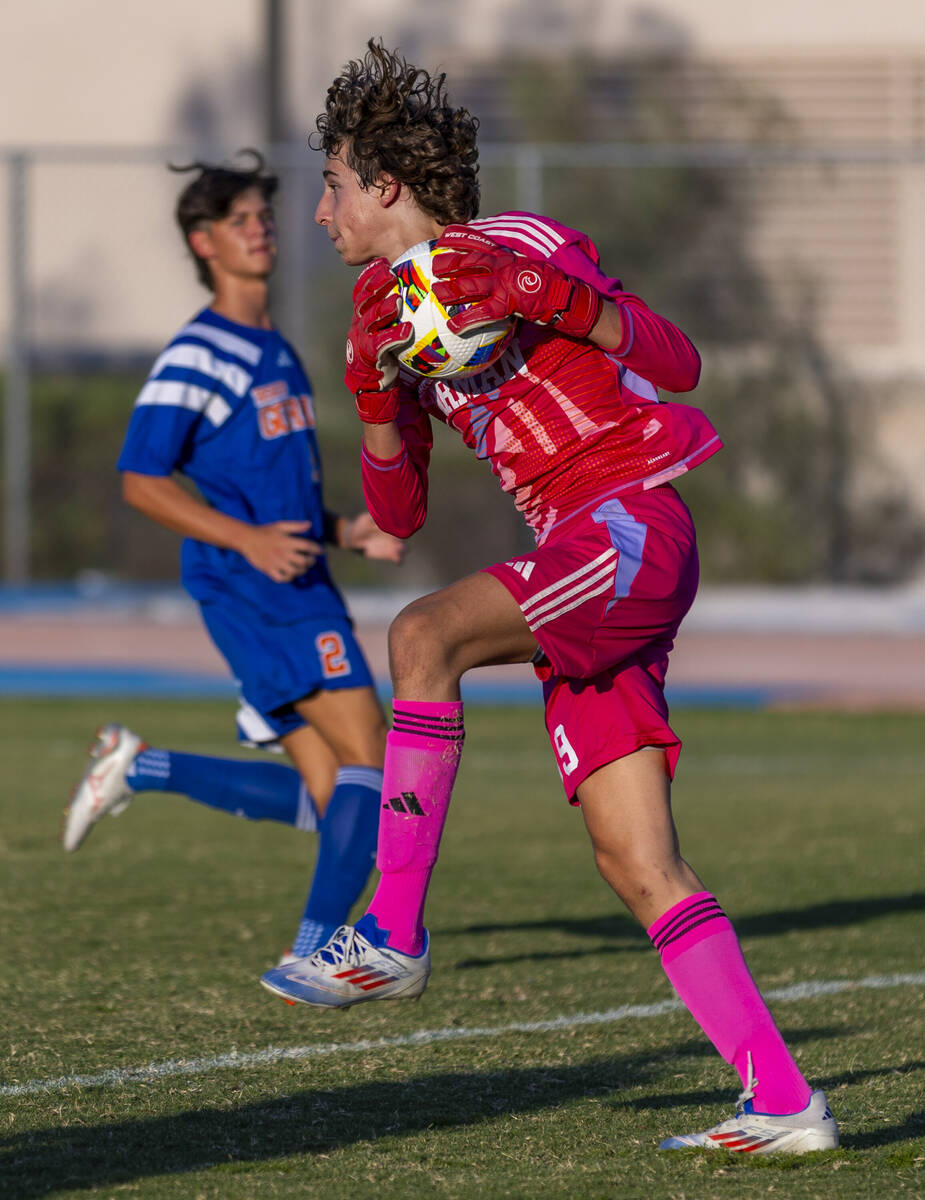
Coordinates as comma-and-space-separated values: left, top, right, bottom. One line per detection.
1, 697, 923, 1198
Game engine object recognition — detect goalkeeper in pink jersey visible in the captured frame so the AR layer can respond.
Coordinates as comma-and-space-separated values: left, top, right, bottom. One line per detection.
261, 40, 839, 1155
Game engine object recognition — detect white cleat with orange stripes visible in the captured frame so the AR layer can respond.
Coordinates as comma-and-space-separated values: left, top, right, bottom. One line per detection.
660, 1062, 838, 1154
260, 916, 430, 1009
62, 723, 143, 852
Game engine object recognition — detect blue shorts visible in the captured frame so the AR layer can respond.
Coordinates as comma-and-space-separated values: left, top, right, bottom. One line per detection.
199, 600, 376, 745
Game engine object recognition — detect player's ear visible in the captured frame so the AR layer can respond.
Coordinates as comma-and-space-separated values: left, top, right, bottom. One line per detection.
187, 227, 214, 260
376, 176, 402, 208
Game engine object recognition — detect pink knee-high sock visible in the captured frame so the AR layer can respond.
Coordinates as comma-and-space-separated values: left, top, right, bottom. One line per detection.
648, 892, 812, 1115
365, 700, 465, 954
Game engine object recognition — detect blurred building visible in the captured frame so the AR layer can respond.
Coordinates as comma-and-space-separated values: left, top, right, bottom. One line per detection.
1, 0, 923, 355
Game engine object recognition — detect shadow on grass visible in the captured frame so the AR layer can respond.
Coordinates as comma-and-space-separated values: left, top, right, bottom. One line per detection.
0, 1032, 853, 1198
843, 1108, 925, 1152
446, 891, 925, 968
620, 1060, 925, 1116
619, 1065, 925, 1156
451, 911, 646, 968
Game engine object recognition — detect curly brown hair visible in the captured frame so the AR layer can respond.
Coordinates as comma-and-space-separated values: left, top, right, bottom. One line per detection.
315, 40, 480, 225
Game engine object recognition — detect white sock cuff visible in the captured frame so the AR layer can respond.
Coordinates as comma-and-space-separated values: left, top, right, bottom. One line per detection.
335, 765, 384, 793
295, 783, 320, 833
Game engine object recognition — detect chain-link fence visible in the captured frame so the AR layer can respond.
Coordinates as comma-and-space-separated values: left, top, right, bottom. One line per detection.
3, 140, 925, 588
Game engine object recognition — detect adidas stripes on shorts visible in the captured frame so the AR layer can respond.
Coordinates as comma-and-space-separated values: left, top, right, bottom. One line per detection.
483, 484, 699, 800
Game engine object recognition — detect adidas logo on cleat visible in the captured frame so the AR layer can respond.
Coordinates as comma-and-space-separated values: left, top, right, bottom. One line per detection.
708, 1128, 785, 1152
331, 966, 403, 992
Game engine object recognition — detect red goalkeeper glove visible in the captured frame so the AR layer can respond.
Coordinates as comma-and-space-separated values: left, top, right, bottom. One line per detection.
344, 258, 413, 424
432, 225, 603, 340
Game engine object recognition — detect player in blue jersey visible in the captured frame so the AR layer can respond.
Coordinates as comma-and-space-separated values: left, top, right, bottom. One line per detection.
63, 150, 403, 962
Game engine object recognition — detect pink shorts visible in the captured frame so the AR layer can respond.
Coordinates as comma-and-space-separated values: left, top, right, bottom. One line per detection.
484, 485, 698, 801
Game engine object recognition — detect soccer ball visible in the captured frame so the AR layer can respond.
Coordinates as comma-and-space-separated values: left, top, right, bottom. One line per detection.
390, 240, 514, 380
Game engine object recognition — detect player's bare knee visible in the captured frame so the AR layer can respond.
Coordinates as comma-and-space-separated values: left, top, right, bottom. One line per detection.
596, 843, 690, 914
592, 841, 630, 886
388, 600, 461, 691
593, 841, 650, 890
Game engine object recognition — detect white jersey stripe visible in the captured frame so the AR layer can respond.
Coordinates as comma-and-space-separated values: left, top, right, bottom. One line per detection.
522, 559, 617, 624
473, 213, 566, 239
469, 223, 560, 257
181, 320, 263, 366
519, 547, 617, 610
134, 380, 232, 427
470, 214, 566, 254
203, 395, 233, 426
151, 343, 252, 398
528, 576, 617, 631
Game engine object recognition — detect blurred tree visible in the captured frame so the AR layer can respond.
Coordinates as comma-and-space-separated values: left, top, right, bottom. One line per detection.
458, 50, 924, 583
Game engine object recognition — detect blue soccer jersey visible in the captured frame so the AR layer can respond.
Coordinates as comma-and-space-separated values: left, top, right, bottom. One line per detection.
118, 307, 346, 624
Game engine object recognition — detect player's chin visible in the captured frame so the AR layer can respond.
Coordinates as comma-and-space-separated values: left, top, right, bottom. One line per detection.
334, 242, 375, 268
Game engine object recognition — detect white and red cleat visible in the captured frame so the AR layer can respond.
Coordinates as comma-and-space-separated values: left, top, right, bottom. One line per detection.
62, 724, 143, 852
660, 1058, 838, 1154
260, 916, 430, 1009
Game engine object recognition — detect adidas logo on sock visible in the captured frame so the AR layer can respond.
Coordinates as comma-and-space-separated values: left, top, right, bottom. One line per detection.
384, 791, 425, 815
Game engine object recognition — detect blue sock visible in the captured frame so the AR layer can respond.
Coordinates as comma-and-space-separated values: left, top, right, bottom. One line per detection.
127, 748, 317, 830
291, 766, 382, 956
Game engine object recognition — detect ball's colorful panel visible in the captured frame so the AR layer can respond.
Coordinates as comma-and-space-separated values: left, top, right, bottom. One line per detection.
393, 259, 430, 312
405, 332, 452, 376
391, 242, 515, 380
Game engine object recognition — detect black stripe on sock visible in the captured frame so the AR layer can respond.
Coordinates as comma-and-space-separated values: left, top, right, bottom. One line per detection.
651, 898, 726, 953
652, 897, 722, 946
392, 713, 465, 741
654, 909, 728, 954
392, 710, 465, 727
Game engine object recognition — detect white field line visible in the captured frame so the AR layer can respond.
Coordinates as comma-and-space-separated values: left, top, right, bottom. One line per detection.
2, 971, 923, 1100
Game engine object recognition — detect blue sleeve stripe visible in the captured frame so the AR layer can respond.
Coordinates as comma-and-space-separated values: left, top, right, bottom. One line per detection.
150, 343, 253, 397
180, 321, 263, 366
135, 379, 232, 427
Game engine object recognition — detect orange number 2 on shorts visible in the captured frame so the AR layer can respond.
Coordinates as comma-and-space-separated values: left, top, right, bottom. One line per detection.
316, 632, 351, 678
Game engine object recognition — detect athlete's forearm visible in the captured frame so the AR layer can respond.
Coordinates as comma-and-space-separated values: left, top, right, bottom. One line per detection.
362, 422, 404, 459
360, 434, 428, 539
592, 298, 701, 393
121, 471, 254, 553
586, 301, 624, 354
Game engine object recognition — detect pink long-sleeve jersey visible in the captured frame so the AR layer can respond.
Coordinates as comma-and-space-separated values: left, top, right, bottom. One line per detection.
360, 211, 721, 544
